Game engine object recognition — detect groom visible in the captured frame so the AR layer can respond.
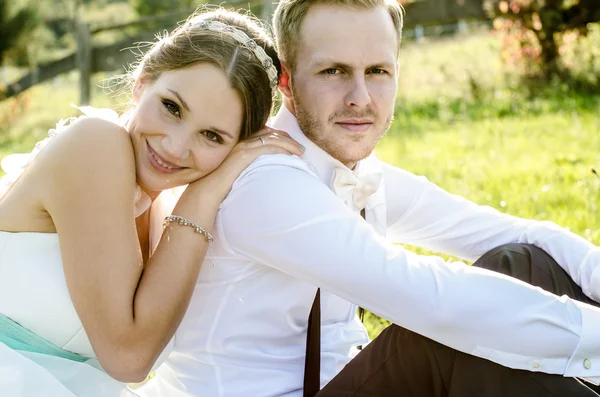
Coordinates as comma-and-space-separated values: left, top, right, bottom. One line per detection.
151, 1, 600, 396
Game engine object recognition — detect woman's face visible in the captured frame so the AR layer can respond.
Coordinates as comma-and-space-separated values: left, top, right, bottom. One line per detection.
128, 63, 243, 194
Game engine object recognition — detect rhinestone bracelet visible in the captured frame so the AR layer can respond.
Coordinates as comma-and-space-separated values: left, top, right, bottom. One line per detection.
163, 215, 214, 243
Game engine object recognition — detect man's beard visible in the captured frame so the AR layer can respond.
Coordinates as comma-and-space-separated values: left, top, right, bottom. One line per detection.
293, 93, 391, 167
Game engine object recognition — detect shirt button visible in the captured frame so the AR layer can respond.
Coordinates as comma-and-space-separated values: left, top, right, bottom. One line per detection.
584, 359, 592, 369
532, 362, 540, 369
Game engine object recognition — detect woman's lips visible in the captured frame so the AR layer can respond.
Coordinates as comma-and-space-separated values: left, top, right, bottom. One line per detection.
146, 142, 185, 175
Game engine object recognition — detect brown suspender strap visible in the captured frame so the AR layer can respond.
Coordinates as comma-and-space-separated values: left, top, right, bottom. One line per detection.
303, 209, 367, 396
357, 208, 367, 350
303, 288, 321, 397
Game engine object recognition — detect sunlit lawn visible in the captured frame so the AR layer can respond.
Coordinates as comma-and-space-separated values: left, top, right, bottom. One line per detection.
1, 32, 599, 339
366, 33, 600, 337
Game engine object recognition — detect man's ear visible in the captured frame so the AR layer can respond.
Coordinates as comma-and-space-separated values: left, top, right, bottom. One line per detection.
132, 76, 147, 102
278, 62, 294, 100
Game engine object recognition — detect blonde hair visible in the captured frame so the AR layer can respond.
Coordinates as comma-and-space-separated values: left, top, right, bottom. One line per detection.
273, 0, 404, 69
128, 8, 280, 140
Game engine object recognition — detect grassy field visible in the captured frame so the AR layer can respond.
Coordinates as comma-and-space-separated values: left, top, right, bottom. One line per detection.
1, 32, 599, 338
367, 33, 600, 336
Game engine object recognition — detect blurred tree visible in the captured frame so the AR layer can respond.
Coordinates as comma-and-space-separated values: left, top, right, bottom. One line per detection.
133, 0, 202, 17
484, 0, 600, 78
0, 0, 38, 66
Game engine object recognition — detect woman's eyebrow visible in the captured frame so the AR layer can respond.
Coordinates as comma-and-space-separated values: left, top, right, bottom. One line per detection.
167, 89, 190, 111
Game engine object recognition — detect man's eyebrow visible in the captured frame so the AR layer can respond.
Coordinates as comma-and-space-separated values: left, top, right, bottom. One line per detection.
167, 89, 190, 111
309, 59, 353, 70
309, 60, 396, 70
369, 62, 396, 69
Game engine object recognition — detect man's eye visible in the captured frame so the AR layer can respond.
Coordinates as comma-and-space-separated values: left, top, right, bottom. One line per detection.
202, 130, 222, 143
370, 68, 386, 75
162, 100, 181, 117
323, 68, 340, 75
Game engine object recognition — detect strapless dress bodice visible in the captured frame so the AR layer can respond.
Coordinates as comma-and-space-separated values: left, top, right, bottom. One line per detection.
0, 231, 95, 358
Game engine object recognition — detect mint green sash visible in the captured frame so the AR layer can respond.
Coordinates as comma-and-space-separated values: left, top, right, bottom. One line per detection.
0, 314, 88, 362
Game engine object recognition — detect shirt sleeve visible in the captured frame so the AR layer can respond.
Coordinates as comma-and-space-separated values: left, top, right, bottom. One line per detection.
219, 156, 600, 378
383, 162, 600, 302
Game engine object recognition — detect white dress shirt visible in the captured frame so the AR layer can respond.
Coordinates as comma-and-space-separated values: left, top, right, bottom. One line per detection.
152, 105, 600, 397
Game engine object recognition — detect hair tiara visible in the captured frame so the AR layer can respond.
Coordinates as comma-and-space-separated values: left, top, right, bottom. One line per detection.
194, 19, 279, 93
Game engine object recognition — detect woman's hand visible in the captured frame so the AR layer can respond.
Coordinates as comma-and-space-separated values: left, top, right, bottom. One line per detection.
184, 127, 305, 209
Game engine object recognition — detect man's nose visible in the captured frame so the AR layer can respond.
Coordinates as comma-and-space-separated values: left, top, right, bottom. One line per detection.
345, 76, 372, 108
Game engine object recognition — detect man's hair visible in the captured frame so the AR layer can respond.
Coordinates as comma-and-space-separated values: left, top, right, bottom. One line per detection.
273, 0, 404, 69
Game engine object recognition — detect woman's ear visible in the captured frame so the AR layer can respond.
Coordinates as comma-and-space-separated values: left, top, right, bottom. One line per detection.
278, 62, 293, 100
132, 76, 147, 102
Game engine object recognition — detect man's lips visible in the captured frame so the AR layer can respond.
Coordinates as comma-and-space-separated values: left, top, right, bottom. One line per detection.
336, 119, 374, 133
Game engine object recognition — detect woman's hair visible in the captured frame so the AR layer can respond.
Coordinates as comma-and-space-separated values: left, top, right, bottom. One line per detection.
126, 8, 281, 140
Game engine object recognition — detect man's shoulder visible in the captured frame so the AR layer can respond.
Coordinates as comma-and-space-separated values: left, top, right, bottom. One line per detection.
223, 154, 328, 212
369, 155, 428, 183
236, 154, 319, 183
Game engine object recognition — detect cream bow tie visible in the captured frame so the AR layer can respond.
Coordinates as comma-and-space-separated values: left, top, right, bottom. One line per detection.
331, 168, 382, 211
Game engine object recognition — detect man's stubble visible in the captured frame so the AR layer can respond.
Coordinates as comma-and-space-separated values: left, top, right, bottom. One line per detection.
292, 86, 392, 168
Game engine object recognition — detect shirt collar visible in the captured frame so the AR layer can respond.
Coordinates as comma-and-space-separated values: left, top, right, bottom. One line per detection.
270, 105, 387, 235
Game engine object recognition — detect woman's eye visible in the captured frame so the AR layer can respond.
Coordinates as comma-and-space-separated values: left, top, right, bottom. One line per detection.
162, 100, 181, 118
202, 130, 222, 143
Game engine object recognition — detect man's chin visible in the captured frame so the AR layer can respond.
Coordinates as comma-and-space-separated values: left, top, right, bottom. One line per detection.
327, 144, 375, 167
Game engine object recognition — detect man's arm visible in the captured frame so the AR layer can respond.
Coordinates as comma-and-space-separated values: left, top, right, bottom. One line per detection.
220, 155, 600, 378
383, 162, 600, 301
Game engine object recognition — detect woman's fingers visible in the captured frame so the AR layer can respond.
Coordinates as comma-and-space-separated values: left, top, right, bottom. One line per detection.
198, 127, 307, 201
249, 129, 305, 156
255, 126, 292, 138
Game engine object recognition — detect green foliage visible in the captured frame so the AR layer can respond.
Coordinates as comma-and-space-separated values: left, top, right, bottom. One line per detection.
0, 0, 38, 66
132, 0, 201, 17
484, 0, 600, 81
1, 33, 599, 340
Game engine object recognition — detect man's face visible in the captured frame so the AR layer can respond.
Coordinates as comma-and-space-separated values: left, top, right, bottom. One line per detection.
289, 4, 398, 168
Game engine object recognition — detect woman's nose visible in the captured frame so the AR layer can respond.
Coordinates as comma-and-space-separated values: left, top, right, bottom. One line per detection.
160, 130, 192, 161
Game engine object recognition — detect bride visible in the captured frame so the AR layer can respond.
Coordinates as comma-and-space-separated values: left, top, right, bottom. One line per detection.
0, 8, 302, 396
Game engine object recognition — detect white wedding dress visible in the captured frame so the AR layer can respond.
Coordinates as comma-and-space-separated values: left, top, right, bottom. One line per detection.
0, 108, 174, 396
0, 232, 140, 397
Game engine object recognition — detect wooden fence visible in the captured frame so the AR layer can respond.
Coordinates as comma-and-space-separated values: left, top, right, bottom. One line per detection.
404, 0, 486, 27
1, 0, 486, 104
1, 0, 268, 104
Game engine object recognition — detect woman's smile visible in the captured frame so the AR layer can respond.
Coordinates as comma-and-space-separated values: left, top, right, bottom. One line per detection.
146, 141, 186, 174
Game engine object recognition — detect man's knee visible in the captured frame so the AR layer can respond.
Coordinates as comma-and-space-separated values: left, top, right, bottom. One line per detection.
378, 325, 454, 361
472, 243, 539, 279
473, 243, 561, 286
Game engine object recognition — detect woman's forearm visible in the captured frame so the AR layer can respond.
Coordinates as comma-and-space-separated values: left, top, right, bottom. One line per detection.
103, 181, 223, 381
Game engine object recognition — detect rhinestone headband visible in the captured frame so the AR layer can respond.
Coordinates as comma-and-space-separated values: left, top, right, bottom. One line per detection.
194, 19, 279, 92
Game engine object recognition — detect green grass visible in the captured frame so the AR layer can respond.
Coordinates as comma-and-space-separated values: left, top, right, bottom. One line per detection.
364, 33, 600, 338
1, 32, 599, 339
0, 71, 128, 157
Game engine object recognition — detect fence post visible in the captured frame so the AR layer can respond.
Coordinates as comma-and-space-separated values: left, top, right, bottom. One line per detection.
457, 19, 468, 35
261, 0, 275, 24
1, 63, 7, 88
414, 24, 424, 43
76, 22, 92, 105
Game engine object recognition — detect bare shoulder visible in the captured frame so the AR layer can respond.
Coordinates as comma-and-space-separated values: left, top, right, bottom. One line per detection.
50, 116, 133, 163
35, 117, 137, 206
